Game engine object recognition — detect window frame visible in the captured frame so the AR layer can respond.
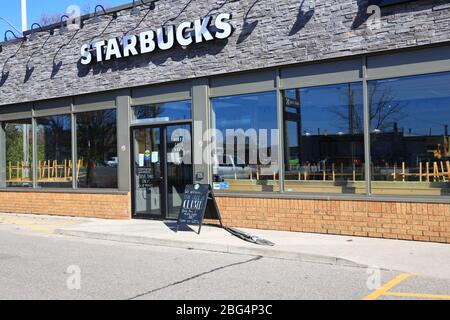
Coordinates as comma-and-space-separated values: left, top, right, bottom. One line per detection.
34, 113, 73, 189
131, 100, 193, 125
0, 96, 120, 192
3, 119, 34, 188
211, 45, 450, 202
366, 71, 450, 197
74, 108, 119, 190
281, 82, 366, 195
209, 90, 280, 193
1, 45, 450, 202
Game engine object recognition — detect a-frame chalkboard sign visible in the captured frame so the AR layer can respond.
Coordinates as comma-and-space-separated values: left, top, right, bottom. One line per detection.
176, 184, 223, 234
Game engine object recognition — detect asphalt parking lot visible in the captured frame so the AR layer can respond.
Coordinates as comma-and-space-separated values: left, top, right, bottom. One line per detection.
0, 214, 449, 300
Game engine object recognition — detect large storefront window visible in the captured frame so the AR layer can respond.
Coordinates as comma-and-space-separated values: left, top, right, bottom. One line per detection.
36, 115, 72, 188
4, 119, 33, 188
211, 91, 279, 192
283, 83, 365, 194
76, 109, 118, 189
369, 72, 450, 196
132, 100, 192, 123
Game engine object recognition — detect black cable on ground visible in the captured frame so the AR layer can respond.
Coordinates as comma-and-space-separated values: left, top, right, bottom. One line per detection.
223, 226, 275, 246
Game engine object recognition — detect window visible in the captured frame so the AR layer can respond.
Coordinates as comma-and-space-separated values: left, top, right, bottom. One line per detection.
211, 91, 279, 192
76, 109, 118, 189
132, 100, 192, 123
283, 83, 365, 194
4, 119, 33, 188
369, 72, 450, 196
36, 115, 72, 188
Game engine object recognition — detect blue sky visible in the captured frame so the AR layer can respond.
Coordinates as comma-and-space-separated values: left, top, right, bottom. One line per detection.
0, 0, 130, 38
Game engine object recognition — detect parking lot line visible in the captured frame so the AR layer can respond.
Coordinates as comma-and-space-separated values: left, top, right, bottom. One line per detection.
384, 292, 450, 300
363, 273, 414, 300
0, 217, 79, 235
5, 220, 53, 234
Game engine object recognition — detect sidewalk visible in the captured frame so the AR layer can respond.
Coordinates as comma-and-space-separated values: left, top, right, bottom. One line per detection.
52, 218, 450, 280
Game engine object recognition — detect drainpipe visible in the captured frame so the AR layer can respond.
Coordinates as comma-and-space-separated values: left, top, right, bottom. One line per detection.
21, 0, 30, 178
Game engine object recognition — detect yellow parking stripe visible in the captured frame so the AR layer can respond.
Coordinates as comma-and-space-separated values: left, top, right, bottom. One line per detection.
2, 219, 53, 234
1, 220, 77, 226
0, 217, 78, 234
363, 273, 414, 300
384, 292, 450, 300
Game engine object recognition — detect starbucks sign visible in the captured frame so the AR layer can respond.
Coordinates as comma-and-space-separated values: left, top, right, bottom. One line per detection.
80, 13, 233, 65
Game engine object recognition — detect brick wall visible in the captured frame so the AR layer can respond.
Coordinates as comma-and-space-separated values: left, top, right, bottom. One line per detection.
0, 192, 131, 219
215, 197, 450, 244
2, 191, 449, 244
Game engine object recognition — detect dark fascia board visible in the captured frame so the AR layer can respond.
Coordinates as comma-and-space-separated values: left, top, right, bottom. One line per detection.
0, 0, 158, 46
0, 37, 25, 49
22, 1, 151, 36
0, 0, 419, 47
370, 0, 415, 7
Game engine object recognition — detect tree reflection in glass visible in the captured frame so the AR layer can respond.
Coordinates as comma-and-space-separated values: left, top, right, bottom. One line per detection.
76, 109, 117, 189
36, 115, 72, 188
369, 72, 450, 196
4, 119, 33, 188
283, 83, 365, 194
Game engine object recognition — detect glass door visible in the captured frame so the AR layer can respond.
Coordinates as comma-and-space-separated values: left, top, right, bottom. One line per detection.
132, 123, 193, 219
132, 126, 164, 218
166, 124, 193, 219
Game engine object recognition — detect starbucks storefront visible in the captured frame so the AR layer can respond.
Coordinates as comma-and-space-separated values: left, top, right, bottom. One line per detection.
1, 0, 450, 243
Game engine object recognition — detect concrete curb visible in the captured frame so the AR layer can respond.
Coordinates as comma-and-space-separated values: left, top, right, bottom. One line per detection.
55, 228, 367, 269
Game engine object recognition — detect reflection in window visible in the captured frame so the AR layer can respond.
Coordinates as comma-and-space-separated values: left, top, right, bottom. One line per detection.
132, 100, 192, 123
211, 91, 279, 192
369, 72, 450, 196
4, 119, 33, 187
166, 124, 193, 219
283, 83, 365, 194
76, 109, 118, 189
36, 115, 72, 188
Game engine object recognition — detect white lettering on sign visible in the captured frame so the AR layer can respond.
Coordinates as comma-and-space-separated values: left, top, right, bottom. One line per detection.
176, 21, 193, 47
194, 16, 213, 43
140, 30, 156, 54
182, 200, 203, 211
122, 35, 139, 57
80, 13, 233, 65
105, 38, 122, 60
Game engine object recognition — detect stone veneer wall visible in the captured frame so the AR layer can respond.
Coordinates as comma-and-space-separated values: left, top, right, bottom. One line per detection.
1, 0, 450, 105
